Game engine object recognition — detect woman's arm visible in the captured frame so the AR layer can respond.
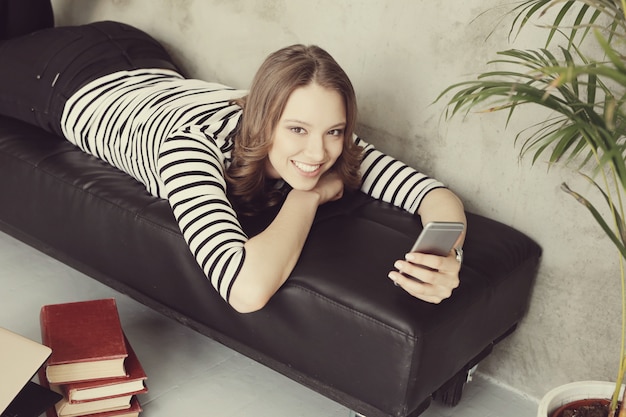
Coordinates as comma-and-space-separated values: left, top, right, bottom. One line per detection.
387, 188, 467, 303
355, 135, 467, 303
228, 172, 344, 313
417, 187, 466, 246
230, 171, 343, 312
159, 131, 344, 313
228, 190, 319, 312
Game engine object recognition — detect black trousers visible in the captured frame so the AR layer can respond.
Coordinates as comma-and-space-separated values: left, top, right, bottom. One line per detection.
0, 19, 180, 137
0, 0, 54, 39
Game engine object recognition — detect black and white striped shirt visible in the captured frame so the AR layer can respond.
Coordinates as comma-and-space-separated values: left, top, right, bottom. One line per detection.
61, 69, 444, 303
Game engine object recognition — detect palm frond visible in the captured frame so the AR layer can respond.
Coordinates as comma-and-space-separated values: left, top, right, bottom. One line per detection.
561, 181, 626, 257
441, 1, 626, 413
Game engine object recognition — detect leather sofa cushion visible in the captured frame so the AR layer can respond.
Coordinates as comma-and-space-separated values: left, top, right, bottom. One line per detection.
0, 115, 541, 417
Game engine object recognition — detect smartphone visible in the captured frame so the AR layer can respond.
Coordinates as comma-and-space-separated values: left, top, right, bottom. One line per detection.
410, 221, 465, 256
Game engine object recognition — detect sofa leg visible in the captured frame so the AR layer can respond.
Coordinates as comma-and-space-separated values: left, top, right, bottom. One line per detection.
467, 364, 479, 382
432, 337, 499, 408
432, 364, 479, 407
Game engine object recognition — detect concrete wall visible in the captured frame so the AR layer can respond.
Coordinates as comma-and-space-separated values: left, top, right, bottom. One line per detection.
50, 0, 623, 401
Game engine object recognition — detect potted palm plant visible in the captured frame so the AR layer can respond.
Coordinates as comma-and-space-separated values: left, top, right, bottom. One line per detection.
438, 0, 626, 416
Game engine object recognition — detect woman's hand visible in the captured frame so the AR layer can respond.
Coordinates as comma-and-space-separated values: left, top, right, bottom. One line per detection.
390, 187, 466, 303
388, 249, 461, 303
311, 170, 344, 204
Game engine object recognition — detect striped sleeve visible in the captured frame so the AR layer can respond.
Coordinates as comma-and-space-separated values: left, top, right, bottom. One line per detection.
61, 69, 249, 303
157, 125, 247, 302
355, 135, 445, 214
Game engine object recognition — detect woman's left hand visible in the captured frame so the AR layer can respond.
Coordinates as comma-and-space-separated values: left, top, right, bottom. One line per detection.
388, 249, 461, 303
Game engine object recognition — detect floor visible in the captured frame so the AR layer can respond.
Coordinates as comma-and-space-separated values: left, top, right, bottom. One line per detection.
1, 228, 539, 417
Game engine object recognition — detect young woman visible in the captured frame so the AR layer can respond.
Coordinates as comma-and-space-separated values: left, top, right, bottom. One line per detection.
0, 2, 466, 313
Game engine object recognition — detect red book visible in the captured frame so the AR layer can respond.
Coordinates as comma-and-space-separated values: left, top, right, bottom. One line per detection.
40, 299, 128, 384
61, 336, 147, 404
74, 396, 141, 417
43, 394, 142, 417
52, 390, 132, 417
38, 364, 142, 417
82, 397, 142, 417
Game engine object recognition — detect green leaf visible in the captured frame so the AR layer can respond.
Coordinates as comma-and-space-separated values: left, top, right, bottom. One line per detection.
561, 182, 626, 259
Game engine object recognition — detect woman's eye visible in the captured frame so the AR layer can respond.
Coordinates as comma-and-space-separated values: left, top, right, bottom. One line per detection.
290, 127, 306, 134
328, 129, 344, 137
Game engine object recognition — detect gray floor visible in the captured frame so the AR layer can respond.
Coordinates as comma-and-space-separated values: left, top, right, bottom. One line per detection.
1, 229, 538, 417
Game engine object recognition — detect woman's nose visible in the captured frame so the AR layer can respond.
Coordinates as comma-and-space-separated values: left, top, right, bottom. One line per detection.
304, 134, 325, 160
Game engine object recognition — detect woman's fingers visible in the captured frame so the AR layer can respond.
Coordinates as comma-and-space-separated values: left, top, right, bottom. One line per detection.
388, 251, 460, 303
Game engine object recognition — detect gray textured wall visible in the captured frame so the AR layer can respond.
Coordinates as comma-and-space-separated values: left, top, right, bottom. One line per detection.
50, 0, 623, 401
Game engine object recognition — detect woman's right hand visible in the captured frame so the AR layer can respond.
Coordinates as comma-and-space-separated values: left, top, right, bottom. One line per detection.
311, 170, 344, 205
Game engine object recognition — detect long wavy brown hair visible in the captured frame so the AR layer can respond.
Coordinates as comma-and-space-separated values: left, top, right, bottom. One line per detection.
226, 44, 362, 214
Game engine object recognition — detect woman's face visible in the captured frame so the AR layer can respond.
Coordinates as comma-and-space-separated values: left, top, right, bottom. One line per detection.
266, 82, 345, 191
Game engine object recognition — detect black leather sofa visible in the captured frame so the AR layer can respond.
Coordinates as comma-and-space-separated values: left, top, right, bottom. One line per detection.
0, 114, 542, 417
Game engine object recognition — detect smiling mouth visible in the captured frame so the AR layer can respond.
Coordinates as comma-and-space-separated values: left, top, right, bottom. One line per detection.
293, 161, 322, 174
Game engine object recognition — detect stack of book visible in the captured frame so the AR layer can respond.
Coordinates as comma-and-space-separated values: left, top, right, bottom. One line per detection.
38, 298, 148, 417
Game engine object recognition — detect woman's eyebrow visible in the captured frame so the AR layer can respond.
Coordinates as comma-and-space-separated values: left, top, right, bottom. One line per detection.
282, 119, 346, 129
282, 119, 311, 126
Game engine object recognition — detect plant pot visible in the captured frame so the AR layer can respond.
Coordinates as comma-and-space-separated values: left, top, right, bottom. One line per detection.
537, 381, 624, 417
550, 398, 611, 417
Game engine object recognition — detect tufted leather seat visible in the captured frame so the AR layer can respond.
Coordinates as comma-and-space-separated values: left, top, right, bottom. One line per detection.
0, 115, 541, 417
